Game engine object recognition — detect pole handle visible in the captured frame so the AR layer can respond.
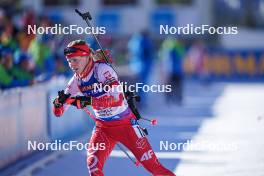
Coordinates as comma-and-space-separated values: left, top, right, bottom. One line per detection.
75, 9, 92, 20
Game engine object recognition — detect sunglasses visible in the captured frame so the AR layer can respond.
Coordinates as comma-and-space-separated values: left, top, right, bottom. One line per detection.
64, 47, 89, 55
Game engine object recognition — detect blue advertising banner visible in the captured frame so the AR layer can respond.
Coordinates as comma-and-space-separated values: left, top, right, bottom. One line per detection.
184, 48, 264, 80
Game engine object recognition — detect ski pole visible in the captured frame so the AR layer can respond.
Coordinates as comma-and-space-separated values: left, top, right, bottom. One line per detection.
75, 9, 111, 64
81, 106, 140, 166
116, 143, 140, 167
74, 9, 146, 118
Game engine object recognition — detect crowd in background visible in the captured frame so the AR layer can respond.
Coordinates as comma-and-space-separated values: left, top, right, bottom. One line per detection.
0, 7, 70, 89
0, 6, 208, 107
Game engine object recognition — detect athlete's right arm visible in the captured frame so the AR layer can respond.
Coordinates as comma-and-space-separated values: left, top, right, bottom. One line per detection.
53, 90, 70, 117
52, 76, 81, 117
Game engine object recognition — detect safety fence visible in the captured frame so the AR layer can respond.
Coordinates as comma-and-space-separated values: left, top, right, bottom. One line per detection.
0, 80, 93, 169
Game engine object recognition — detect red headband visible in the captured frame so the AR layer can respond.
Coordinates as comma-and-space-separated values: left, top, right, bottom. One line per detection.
65, 44, 91, 59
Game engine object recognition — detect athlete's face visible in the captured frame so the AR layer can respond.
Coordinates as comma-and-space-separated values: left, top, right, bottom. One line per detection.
66, 56, 92, 74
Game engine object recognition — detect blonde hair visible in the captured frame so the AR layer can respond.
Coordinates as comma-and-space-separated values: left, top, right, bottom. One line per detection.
67, 39, 87, 48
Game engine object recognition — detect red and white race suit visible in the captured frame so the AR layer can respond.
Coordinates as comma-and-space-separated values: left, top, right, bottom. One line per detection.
53, 62, 176, 176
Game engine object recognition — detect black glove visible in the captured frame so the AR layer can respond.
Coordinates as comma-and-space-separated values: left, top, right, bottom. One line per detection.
70, 96, 92, 109
53, 90, 71, 108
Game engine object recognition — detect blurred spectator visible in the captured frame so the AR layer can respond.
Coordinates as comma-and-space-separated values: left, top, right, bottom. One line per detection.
128, 30, 154, 105
27, 16, 56, 80
186, 40, 209, 83
0, 7, 73, 90
12, 52, 34, 81
0, 47, 33, 89
0, 17, 18, 51
28, 35, 54, 74
0, 9, 5, 39
54, 53, 70, 76
159, 38, 185, 105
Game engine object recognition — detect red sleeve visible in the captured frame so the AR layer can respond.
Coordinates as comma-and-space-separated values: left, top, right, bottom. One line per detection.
91, 93, 123, 109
